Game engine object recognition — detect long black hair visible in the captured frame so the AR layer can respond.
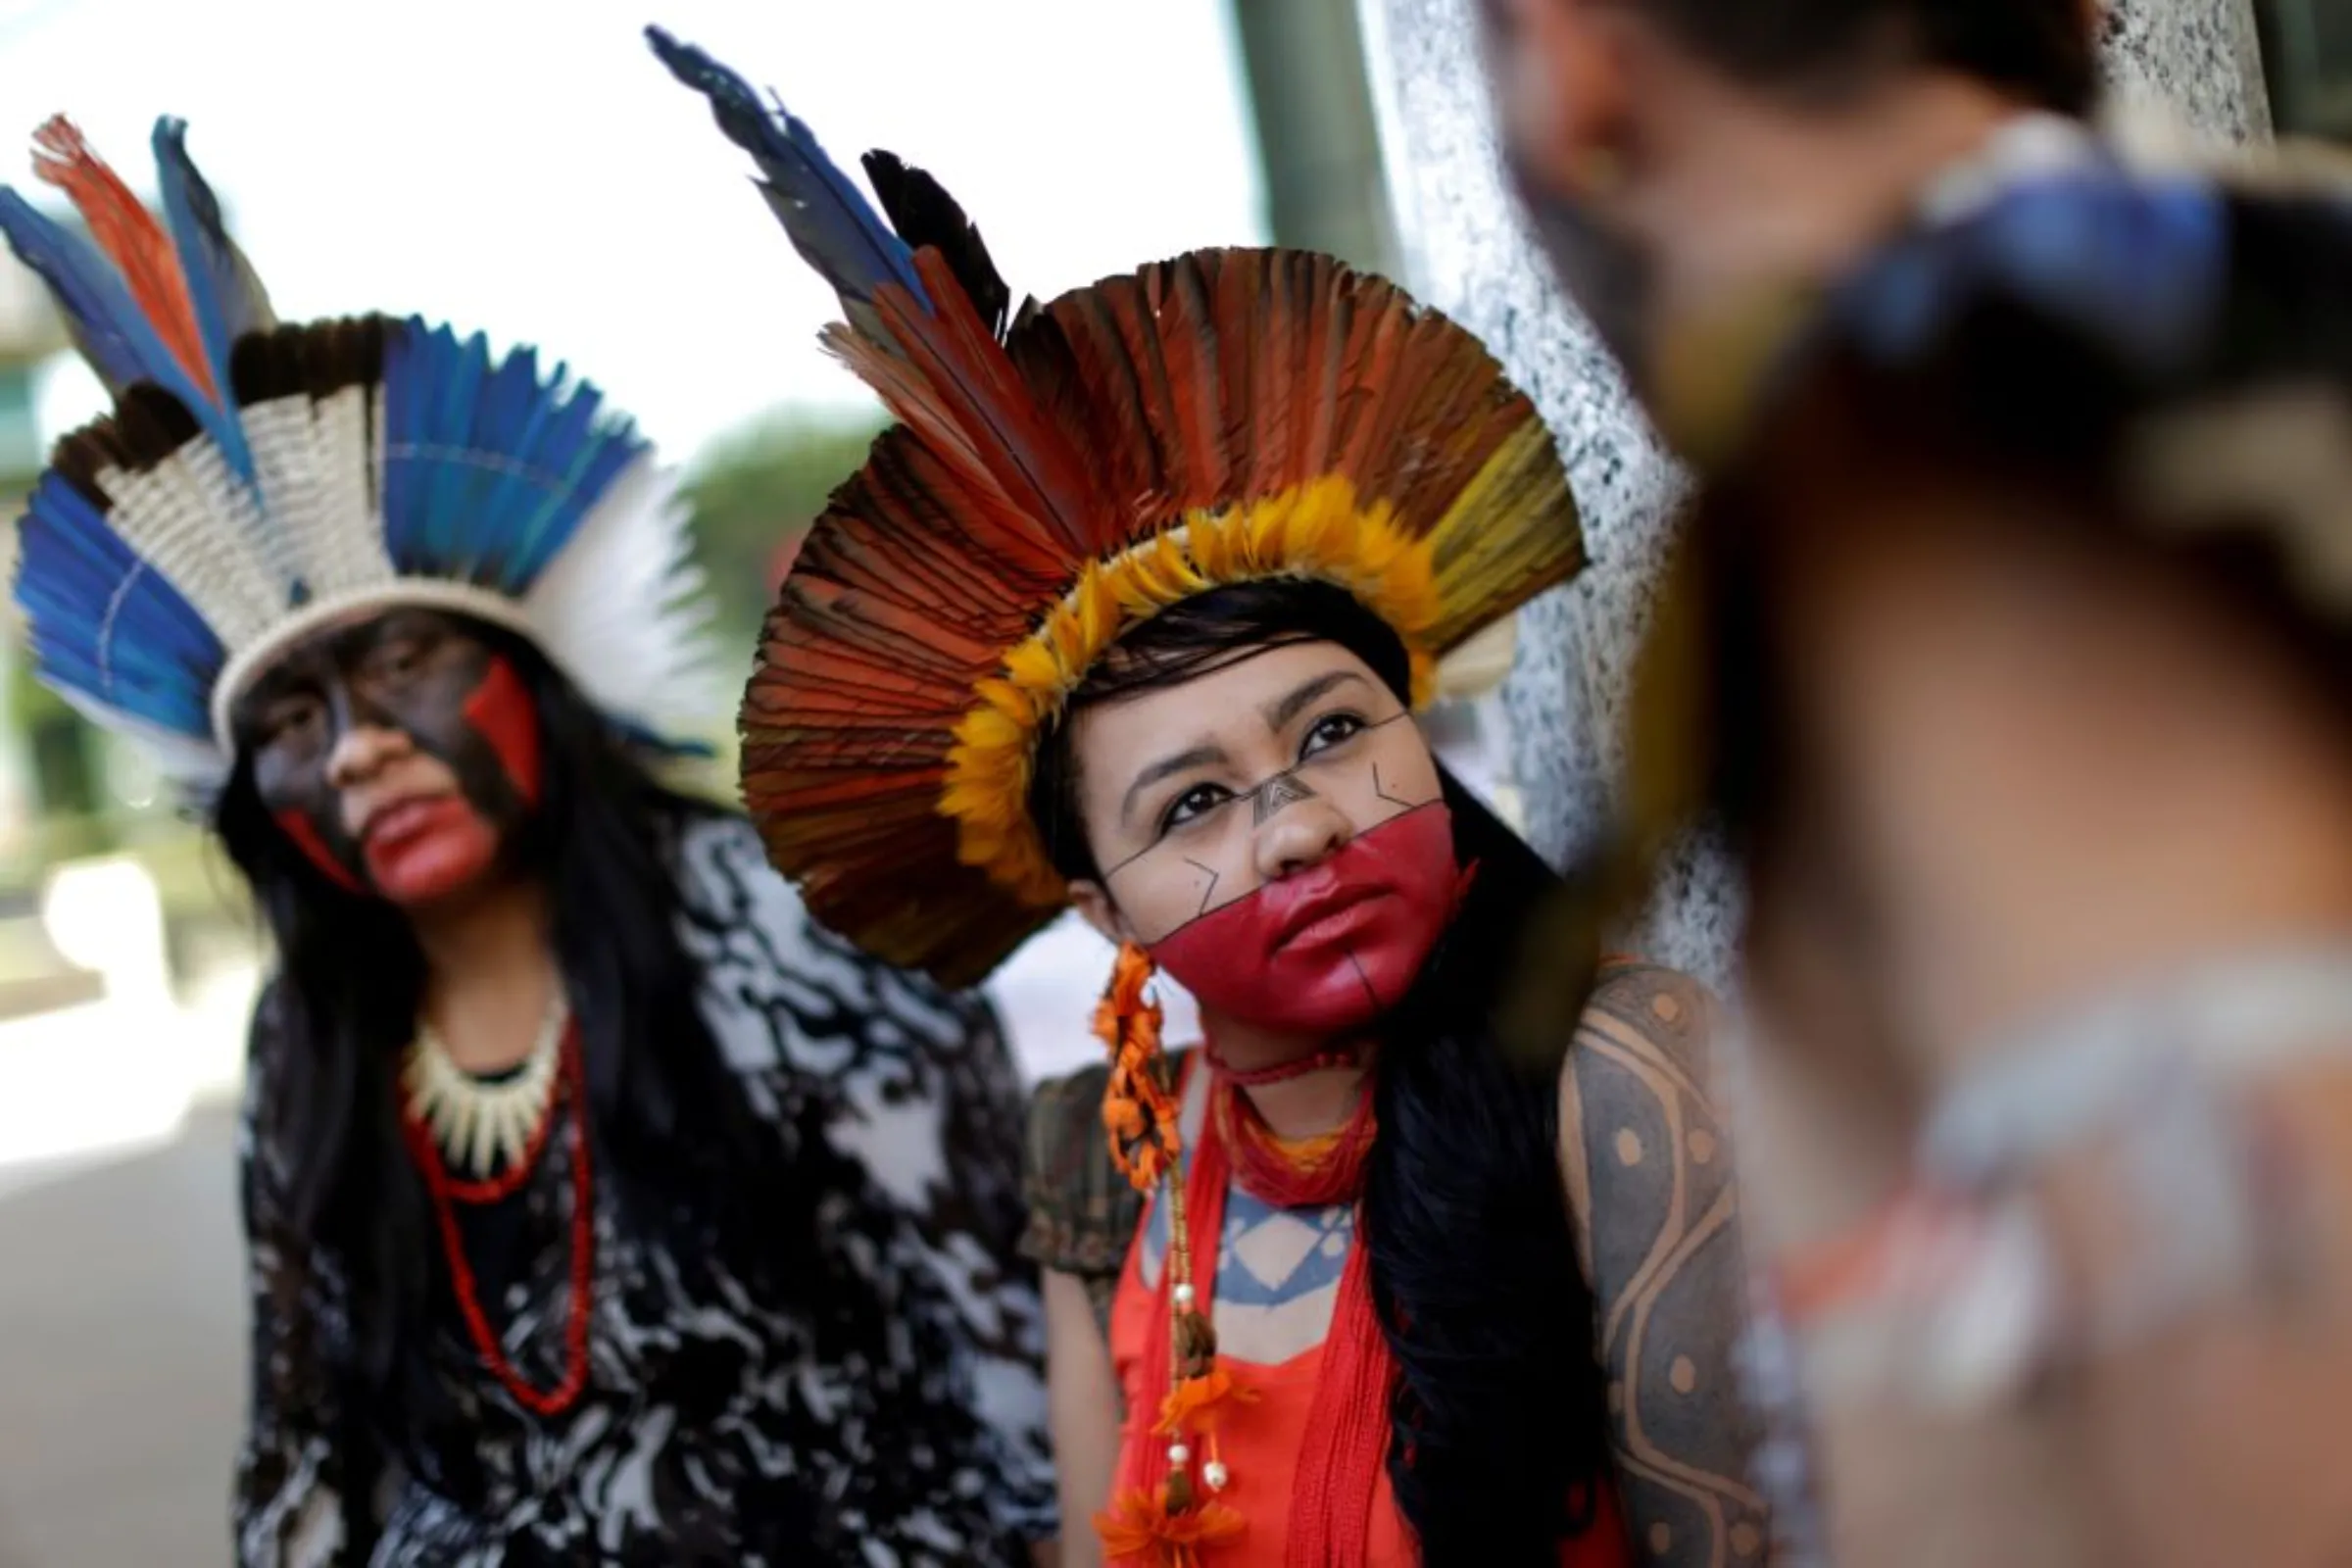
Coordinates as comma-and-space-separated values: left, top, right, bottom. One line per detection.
1027, 580, 1612, 1562
213, 619, 825, 1484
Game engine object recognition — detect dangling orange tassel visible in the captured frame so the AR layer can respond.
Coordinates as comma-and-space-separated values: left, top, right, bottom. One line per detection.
1096, 942, 1180, 1193
1154, 1364, 1257, 1437
1094, 944, 1257, 1562
1096, 1484, 1247, 1567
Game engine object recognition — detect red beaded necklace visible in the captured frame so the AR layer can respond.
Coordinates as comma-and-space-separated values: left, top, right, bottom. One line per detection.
1215, 1070, 1379, 1209
1201, 1036, 1365, 1090
399, 1023, 595, 1417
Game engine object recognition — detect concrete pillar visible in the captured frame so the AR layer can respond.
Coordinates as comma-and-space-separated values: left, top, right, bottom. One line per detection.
1362, 0, 2274, 991
1231, 0, 1403, 275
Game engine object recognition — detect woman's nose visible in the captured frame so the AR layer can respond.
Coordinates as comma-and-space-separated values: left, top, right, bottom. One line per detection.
1251, 785, 1353, 881
323, 718, 414, 791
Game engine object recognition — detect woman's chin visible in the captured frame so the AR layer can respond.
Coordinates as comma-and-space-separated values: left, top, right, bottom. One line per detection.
365, 829, 501, 910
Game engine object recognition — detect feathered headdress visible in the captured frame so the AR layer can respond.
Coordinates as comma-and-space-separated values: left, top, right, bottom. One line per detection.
0, 117, 713, 790
653, 30, 1587, 987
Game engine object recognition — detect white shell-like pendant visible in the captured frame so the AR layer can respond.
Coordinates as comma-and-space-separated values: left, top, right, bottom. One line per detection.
401, 991, 568, 1179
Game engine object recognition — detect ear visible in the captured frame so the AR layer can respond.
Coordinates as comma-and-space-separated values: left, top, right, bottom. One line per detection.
1065, 878, 1137, 949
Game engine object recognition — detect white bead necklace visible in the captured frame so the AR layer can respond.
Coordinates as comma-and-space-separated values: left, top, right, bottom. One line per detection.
401, 989, 570, 1179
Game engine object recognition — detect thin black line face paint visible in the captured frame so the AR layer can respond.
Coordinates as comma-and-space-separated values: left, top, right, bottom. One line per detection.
1102, 711, 1421, 885
1102, 710, 1445, 945
1147, 800, 1466, 1037
1185, 858, 1223, 918
1252, 770, 1321, 826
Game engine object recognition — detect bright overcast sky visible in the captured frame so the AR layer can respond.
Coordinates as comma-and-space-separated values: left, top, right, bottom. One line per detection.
0, 0, 1266, 466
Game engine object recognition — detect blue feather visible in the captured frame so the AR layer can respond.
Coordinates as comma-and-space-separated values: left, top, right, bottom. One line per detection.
491, 373, 643, 591
21, 478, 222, 675
0, 179, 257, 478
378, 320, 427, 569
466, 345, 559, 577
646, 26, 930, 321
377, 318, 651, 594
0, 187, 196, 397
16, 472, 224, 735
151, 118, 274, 406
421, 330, 493, 567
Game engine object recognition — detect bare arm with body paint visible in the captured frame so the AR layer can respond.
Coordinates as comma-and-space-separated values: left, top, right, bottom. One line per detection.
1559, 962, 1772, 1566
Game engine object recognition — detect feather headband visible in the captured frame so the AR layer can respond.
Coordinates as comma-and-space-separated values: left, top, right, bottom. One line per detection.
653, 30, 1587, 985
0, 117, 715, 790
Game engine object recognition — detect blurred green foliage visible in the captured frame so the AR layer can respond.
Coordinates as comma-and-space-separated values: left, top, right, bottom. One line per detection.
6, 653, 114, 851
679, 406, 888, 671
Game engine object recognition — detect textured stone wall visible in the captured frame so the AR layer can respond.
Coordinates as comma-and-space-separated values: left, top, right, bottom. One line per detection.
1365, 0, 2272, 991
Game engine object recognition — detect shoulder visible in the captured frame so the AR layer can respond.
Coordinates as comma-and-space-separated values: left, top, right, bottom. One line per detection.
1566, 960, 1723, 1112
1019, 1060, 1147, 1277
664, 803, 809, 939
1556, 960, 1733, 1271
1022, 1063, 1113, 1203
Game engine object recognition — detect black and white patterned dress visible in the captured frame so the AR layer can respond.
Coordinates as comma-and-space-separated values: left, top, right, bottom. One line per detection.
232, 808, 1056, 1565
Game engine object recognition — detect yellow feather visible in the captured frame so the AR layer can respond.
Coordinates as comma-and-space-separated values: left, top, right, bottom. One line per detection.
933, 474, 1470, 901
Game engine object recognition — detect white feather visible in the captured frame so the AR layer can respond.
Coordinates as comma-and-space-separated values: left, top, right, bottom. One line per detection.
243, 389, 396, 601
90, 456, 281, 652
53, 359, 720, 788
520, 453, 721, 741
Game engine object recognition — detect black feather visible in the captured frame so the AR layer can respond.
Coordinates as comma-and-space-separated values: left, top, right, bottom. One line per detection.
229, 317, 387, 407
648, 25, 925, 335
860, 151, 1011, 341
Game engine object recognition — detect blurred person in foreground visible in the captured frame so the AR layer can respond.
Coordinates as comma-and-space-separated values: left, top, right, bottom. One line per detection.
650, 29, 1769, 1568
1477, 0, 2103, 461
0, 120, 1054, 1564
1485, 0, 2352, 1562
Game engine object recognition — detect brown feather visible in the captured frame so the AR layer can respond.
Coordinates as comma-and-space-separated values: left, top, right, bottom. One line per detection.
870, 253, 1107, 555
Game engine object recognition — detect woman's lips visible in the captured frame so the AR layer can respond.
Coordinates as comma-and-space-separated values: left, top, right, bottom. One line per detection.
361, 794, 461, 850
1271, 880, 1390, 950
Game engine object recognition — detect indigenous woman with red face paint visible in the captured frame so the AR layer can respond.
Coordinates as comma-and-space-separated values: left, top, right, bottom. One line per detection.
657, 33, 1769, 1568
0, 121, 1056, 1565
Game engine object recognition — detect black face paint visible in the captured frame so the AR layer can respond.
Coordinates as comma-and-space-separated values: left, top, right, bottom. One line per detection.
230, 609, 538, 895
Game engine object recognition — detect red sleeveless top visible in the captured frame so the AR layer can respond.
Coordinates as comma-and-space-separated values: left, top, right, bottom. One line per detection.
1103, 1065, 1634, 1566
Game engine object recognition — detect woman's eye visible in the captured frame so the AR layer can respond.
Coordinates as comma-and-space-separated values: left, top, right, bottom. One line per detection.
1300, 711, 1367, 757
262, 697, 323, 747
1160, 784, 1232, 832
377, 642, 422, 680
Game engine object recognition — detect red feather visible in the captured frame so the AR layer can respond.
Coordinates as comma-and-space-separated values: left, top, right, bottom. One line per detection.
30, 117, 214, 400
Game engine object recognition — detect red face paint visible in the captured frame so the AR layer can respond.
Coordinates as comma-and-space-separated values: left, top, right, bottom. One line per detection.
1149, 803, 1462, 1038
274, 809, 368, 895
461, 655, 542, 807
360, 796, 501, 906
